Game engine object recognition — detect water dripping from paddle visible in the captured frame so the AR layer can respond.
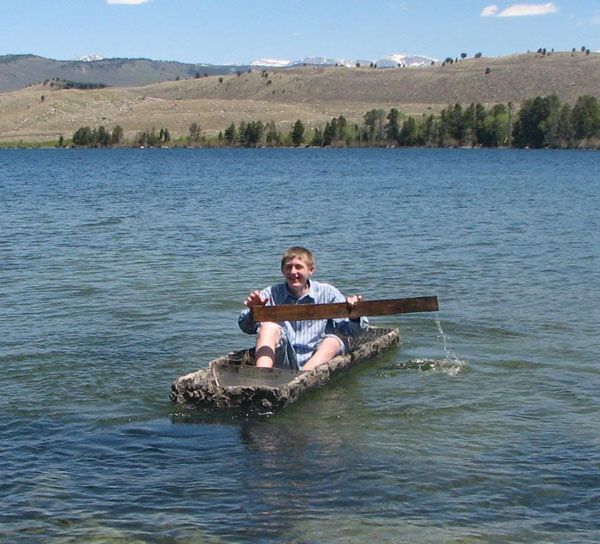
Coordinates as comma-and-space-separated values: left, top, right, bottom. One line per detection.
433, 313, 467, 375
398, 314, 467, 377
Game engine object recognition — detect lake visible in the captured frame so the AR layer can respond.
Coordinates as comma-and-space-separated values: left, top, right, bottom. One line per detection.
1, 148, 599, 543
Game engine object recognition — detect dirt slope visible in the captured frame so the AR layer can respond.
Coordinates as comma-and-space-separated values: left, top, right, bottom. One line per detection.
1, 52, 598, 142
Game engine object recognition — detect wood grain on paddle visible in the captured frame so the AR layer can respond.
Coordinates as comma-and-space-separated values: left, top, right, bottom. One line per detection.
251, 296, 438, 322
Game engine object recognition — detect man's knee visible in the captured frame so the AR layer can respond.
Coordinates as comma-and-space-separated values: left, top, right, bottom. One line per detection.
319, 335, 344, 355
257, 322, 281, 344
303, 336, 343, 371
255, 322, 284, 368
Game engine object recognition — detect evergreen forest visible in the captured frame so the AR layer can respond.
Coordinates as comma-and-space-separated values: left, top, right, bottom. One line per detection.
67, 94, 600, 150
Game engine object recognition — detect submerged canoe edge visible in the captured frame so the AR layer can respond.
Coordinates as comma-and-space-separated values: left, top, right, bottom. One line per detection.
170, 327, 400, 412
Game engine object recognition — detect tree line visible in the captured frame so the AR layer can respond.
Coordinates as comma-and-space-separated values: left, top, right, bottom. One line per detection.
67, 94, 600, 149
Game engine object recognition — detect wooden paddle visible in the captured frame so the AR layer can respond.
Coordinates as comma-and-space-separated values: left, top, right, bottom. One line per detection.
251, 296, 438, 322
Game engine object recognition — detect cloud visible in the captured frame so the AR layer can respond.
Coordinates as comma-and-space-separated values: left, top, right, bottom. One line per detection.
500, 3, 558, 16
107, 0, 149, 4
481, 5, 499, 16
481, 3, 558, 17
592, 15, 600, 24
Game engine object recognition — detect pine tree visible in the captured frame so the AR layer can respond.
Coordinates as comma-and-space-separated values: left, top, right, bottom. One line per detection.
111, 125, 124, 145
265, 121, 281, 146
224, 123, 237, 145
323, 119, 337, 146
512, 95, 560, 148
571, 95, 600, 140
311, 127, 323, 147
385, 108, 401, 142
399, 117, 420, 146
291, 119, 305, 146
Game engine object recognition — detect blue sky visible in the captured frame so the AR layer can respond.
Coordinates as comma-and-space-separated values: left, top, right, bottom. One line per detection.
1, 1, 598, 64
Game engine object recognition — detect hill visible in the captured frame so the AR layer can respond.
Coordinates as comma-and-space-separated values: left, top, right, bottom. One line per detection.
0, 54, 250, 92
1, 51, 598, 143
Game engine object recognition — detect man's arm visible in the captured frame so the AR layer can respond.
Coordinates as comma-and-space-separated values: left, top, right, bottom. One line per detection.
238, 289, 270, 334
337, 313, 369, 336
327, 287, 369, 336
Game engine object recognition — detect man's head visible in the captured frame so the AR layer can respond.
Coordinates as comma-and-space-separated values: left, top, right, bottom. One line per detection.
280, 246, 315, 270
280, 247, 315, 295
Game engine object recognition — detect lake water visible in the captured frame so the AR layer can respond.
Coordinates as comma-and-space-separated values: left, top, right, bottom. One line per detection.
1, 148, 599, 543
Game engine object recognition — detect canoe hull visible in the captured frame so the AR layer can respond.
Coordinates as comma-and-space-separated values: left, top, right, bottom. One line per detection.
170, 327, 400, 412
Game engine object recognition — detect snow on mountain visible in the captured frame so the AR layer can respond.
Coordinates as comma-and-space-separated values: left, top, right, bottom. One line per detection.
250, 56, 349, 67
251, 58, 291, 67
376, 53, 437, 67
250, 53, 437, 68
78, 53, 105, 62
291, 56, 355, 67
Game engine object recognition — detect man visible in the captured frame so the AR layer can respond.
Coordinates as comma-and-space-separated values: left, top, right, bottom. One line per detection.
238, 246, 368, 371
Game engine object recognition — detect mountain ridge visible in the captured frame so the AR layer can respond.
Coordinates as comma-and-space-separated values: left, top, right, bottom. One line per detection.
1, 52, 435, 92
0, 54, 252, 92
251, 54, 435, 68
1, 51, 598, 143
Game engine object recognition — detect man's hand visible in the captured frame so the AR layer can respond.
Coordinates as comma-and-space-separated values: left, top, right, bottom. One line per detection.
346, 294, 363, 310
244, 290, 269, 308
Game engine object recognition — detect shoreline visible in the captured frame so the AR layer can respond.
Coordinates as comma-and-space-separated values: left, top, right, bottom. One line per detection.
2, 143, 599, 151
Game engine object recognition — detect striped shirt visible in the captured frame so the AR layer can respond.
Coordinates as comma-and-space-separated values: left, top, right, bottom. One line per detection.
238, 279, 368, 367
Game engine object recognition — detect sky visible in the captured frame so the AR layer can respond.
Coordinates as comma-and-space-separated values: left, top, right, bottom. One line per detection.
0, 0, 598, 64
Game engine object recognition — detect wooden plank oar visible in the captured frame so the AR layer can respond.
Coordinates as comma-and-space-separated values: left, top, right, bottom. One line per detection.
252, 296, 438, 322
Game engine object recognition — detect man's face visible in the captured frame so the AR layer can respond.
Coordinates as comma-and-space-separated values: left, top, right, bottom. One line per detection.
282, 256, 314, 293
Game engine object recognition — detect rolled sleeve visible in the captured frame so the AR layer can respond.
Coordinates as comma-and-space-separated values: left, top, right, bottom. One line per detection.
326, 284, 369, 337
238, 308, 258, 334
238, 287, 273, 335
336, 316, 369, 337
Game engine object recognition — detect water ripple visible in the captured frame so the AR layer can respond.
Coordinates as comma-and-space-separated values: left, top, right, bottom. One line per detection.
1, 148, 599, 543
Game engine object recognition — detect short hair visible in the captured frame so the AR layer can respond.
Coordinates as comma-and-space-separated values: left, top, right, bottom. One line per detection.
280, 246, 315, 269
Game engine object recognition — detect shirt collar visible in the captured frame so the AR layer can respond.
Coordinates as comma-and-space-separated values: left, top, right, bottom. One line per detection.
285, 279, 314, 302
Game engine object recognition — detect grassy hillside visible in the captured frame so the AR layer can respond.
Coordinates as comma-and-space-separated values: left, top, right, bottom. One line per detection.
0, 54, 248, 92
1, 51, 598, 143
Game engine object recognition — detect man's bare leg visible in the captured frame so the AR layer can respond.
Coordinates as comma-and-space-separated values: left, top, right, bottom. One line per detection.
302, 337, 342, 372
255, 322, 281, 368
